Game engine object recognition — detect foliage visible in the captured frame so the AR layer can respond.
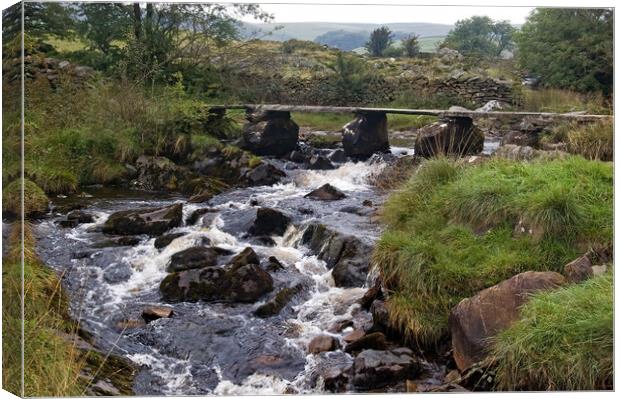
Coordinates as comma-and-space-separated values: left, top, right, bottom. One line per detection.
518, 88, 609, 114
366, 26, 393, 56
515, 8, 613, 94
327, 53, 375, 105
2, 179, 49, 218
493, 272, 613, 390
402, 34, 421, 57
2, 224, 85, 396
374, 157, 612, 345
542, 120, 613, 162
382, 45, 404, 58
443, 16, 514, 57
2, 1, 75, 44
314, 29, 368, 51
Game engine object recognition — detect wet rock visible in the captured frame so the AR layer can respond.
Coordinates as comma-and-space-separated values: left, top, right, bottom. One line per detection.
254, 285, 301, 318
414, 117, 484, 157
304, 184, 346, 201
352, 348, 420, 390
103, 264, 133, 284
187, 208, 217, 225
188, 190, 212, 203
249, 208, 291, 236
92, 236, 142, 248
58, 218, 80, 228
342, 112, 390, 160
67, 210, 95, 224
160, 263, 273, 303
370, 300, 390, 332
449, 271, 566, 371
102, 203, 183, 236
563, 255, 593, 283
328, 319, 354, 333
321, 366, 350, 393
230, 247, 260, 268
288, 150, 308, 164
241, 111, 299, 156
339, 205, 372, 216
344, 332, 387, 353
307, 155, 335, 170
328, 149, 348, 163
265, 256, 285, 272
134, 155, 207, 195
167, 246, 220, 272
116, 319, 146, 330
360, 281, 383, 310
362, 199, 373, 207
343, 329, 365, 343
154, 232, 187, 249
253, 236, 276, 246
142, 306, 174, 323
244, 162, 286, 186
308, 335, 340, 354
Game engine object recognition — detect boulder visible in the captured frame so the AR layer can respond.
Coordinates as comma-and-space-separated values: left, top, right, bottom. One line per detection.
414, 117, 484, 157
307, 155, 335, 170
154, 232, 187, 249
342, 112, 389, 159
167, 246, 220, 272
101, 204, 183, 236
92, 236, 142, 248
343, 329, 365, 343
449, 271, 566, 371
134, 156, 206, 195
328, 319, 354, 333
142, 306, 173, 323
344, 332, 388, 353
249, 208, 291, 236
370, 300, 390, 332
352, 348, 420, 389
265, 256, 285, 272
359, 281, 383, 310
186, 208, 217, 225
328, 149, 348, 163
160, 263, 273, 303
304, 184, 346, 201
244, 162, 286, 186
67, 210, 94, 224
563, 255, 593, 283
308, 335, 340, 354
254, 285, 301, 318
230, 247, 260, 268
241, 111, 299, 156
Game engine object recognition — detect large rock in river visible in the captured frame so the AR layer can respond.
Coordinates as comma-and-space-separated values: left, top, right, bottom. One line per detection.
167, 246, 220, 272
102, 204, 183, 236
352, 348, 421, 390
160, 262, 273, 303
414, 117, 484, 157
304, 184, 346, 201
241, 111, 299, 156
449, 271, 566, 371
342, 112, 389, 160
249, 208, 291, 236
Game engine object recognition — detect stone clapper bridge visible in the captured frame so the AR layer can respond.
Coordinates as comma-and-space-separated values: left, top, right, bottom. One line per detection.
208, 104, 613, 159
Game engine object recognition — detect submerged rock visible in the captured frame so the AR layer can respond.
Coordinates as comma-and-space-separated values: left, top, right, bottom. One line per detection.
101, 204, 183, 236
249, 208, 291, 237
92, 236, 142, 248
304, 184, 346, 201
186, 208, 217, 225
142, 306, 174, 323
254, 285, 302, 318
244, 162, 286, 186
167, 246, 220, 272
307, 155, 335, 170
449, 271, 566, 371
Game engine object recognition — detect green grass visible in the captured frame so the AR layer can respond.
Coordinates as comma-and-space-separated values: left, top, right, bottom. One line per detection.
374, 157, 613, 346
2, 224, 86, 396
518, 88, 610, 114
2, 179, 49, 217
492, 272, 613, 391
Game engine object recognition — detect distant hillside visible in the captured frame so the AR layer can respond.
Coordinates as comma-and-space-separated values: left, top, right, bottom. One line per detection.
240, 21, 453, 47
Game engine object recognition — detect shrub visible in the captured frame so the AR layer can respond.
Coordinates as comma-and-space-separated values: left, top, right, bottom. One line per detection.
492, 272, 613, 390
374, 157, 612, 346
2, 179, 49, 218
566, 120, 613, 161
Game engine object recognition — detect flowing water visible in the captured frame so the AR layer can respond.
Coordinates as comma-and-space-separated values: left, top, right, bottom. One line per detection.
34, 140, 498, 395
35, 151, 401, 395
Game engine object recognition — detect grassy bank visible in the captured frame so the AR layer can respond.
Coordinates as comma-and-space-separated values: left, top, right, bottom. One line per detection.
374, 156, 612, 346
493, 271, 613, 390
2, 223, 85, 396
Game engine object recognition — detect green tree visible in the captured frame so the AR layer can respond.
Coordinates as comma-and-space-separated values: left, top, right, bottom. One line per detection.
515, 8, 613, 94
443, 16, 514, 57
328, 52, 374, 104
365, 26, 393, 57
2, 2, 74, 44
75, 3, 131, 54
402, 34, 420, 57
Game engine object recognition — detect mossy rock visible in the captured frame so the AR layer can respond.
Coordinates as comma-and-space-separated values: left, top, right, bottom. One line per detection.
2, 179, 49, 218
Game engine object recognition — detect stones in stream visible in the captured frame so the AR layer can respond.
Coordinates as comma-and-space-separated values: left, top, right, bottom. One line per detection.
308, 335, 340, 354
352, 348, 421, 390
307, 155, 335, 170
243, 162, 286, 186
167, 246, 220, 272
304, 184, 346, 201
58, 209, 95, 227
142, 306, 174, 323
230, 247, 260, 267
154, 232, 188, 249
249, 207, 291, 236
254, 284, 302, 318
101, 203, 183, 236
344, 332, 388, 353
186, 208, 218, 225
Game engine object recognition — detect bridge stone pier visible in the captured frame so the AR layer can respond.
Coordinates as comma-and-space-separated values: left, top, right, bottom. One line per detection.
240, 109, 299, 156
342, 111, 390, 159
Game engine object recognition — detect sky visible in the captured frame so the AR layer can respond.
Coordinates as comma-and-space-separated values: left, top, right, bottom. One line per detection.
241, 4, 536, 25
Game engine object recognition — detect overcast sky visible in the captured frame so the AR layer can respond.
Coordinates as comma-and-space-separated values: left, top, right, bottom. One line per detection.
241, 4, 536, 25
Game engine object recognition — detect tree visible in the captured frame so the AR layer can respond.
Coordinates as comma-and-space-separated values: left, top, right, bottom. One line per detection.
442, 16, 514, 57
402, 34, 420, 57
515, 8, 613, 94
365, 26, 393, 57
2, 2, 74, 44
328, 53, 374, 104
75, 3, 132, 54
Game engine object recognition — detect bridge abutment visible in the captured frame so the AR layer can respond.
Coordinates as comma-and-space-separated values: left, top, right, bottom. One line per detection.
342, 112, 390, 160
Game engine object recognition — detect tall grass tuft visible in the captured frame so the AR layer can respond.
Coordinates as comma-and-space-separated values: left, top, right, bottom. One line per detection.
519, 88, 610, 114
492, 272, 613, 391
